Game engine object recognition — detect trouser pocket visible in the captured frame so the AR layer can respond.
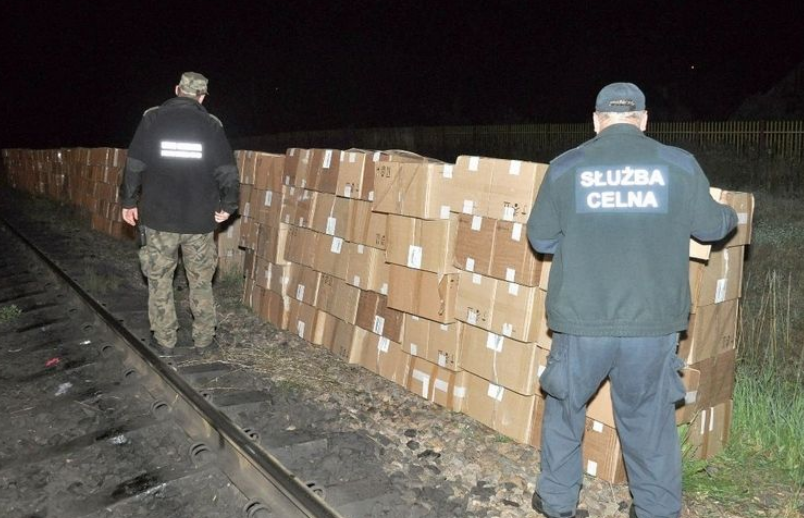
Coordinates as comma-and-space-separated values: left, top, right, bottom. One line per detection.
540, 340, 570, 400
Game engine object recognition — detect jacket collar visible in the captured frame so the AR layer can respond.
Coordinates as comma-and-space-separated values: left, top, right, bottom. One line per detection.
161, 96, 209, 113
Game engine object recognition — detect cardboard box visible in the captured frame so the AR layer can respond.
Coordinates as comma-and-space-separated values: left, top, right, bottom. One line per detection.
359, 334, 411, 386
311, 193, 352, 240
314, 275, 361, 324
462, 371, 537, 443
287, 298, 317, 342
690, 348, 737, 408
386, 213, 459, 274
387, 265, 458, 323
312, 232, 349, 281
331, 321, 365, 364
346, 243, 389, 294
689, 189, 754, 259
582, 419, 627, 484
250, 187, 282, 227
490, 220, 543, 286
256, 222, 290, 265
455, 271, 497, 329
337, 149, 389, 200
239, 185, 253, 221
287, 263, 321, 307
454, 214, 495, 275
355, 290, 404, 343
402, 314, 430, 358
488, 159, 549, 223
284, 148, 312, 189
312, 309, 335, 347
295, 189, 318, 228
406, 357, 468, 412
310, 148, 341, 194
425, 319, 463, 371
689, 246, 744, 309
238, 150, 257, 185
350, 199, 388, 249
373, 160, 459, 220
461, 324, 549, 395
685, 400, 733, 459
284, 226, 317, 268
490, 281, 550, 346
254, 151, 285, 192
679, 298, 738, 364
453, 156, 492, 216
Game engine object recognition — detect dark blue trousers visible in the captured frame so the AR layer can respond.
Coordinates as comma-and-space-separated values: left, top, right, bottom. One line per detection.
537, 333, 685, 518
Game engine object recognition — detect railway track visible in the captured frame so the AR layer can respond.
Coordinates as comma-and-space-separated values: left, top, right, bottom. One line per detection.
0, 215, 345, 517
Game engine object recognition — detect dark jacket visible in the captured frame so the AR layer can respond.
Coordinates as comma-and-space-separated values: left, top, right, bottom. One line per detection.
120, 96, 240, 234
527, 123, 738, 336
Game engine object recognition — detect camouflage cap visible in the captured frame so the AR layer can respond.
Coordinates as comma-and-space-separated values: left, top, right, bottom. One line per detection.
595, 82, 645, 112
178, 72, 209, 96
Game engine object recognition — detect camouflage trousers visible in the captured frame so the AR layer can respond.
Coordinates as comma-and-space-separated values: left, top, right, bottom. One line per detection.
138, 227, 217, 347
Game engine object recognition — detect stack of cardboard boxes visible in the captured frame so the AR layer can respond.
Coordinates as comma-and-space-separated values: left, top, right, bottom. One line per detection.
2, 145, 754, 485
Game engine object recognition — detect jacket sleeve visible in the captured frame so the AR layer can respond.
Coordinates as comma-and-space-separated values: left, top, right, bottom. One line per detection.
209, 124, 240, 214
118, 117, 151, 208
527, 169, 562, 254
689, 164, 738, 242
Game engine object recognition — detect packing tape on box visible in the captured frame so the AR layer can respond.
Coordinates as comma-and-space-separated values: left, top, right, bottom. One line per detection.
412, 369, 430, 398
487, 382, 505, 402
586, 460, 598, 477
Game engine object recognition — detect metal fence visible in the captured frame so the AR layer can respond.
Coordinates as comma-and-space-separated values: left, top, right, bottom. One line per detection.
235, 120, 804, 163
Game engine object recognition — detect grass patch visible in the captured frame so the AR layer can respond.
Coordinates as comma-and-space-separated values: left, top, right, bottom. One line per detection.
0, 304, 22, 323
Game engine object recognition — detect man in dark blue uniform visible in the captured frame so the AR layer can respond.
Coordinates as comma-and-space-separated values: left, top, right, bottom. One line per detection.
120, 72, 239, 355
527, 83, 738, 518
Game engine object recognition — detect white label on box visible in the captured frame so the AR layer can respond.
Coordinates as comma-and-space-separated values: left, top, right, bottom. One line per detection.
509, 160, 521, 175
244, 202, 251, 218
378, 336, 390, 353
290, 149, 297, 156
298, 217, 306, 227
297, 321, 305, 338
440, 323, 448, 331
505, 268, 516, 282
700, 409, 707, 435
592, 421, 605, 433
438, 352, 448, 367
265, 268, 272, 285
486, 332, 504, 352
502, 323, 513, 337
471, 215, 482, 231
284, 174, 290, 185
412, 369, 430, 397
304, 149, 311, 159
443, 164, 453, 178
301, 178, 307, 189
434, 378, 449, 393
709, 408, 716, 432
357, 244, 365, 254
465, 257, 475, 272
331, 237, 343, 254
715, 279, 728, 303
344, 184, 353, 198
453, 386, 467, 398
373, 316, 385, 335
467, 310, 478, 325
368, 190, 375, 202
407, 245, 423, 269
462, 200, 474, 214
381, 283, 388, 295
349, 151, 357, 163
296, 284, 305, 301
410, 343, 418, 356
511, 222, 523, 242
264, 190, 273, 207
586, 460, 598, 477
468, 156, 480, 172
339, 150, 346, 162
537, 364, 546, 377
508, 282, 519, 296
503, 206, 515, 221
685, 390, 698, 405
326, 217, 337, 235
352, 275, 361, 287
373, 151, 381, 162
738, 212, 748, 224
411, 315, 420, 321
323, 149, 333, 169
440, 205, 451, 219
281, 275, 289, 286
487, 382, 505, 401
472, 273, 482, 285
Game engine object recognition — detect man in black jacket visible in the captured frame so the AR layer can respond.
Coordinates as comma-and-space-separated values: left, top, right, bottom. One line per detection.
120, 72, 239, 354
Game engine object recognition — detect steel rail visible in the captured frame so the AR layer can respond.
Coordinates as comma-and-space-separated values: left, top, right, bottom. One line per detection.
1, 215, 344, 518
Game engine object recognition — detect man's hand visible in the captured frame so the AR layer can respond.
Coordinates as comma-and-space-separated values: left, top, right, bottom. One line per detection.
214, 210, 230, 223
122, 207, 139, 226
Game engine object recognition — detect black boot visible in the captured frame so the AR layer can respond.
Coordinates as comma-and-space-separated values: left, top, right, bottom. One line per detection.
532, 493, 589, 518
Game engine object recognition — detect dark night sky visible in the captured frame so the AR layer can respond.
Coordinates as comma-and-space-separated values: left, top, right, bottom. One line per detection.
1, 0, 803, 149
